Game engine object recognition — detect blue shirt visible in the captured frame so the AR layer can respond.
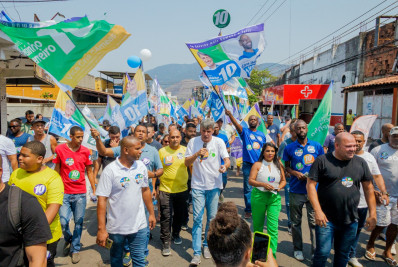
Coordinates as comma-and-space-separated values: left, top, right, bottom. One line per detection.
239, 127, 267, 163
8, 132, 31, 154
111, 143, 162, 172
214, 133, 230, 165
267, 124, 280, 145
283, 139, 324, 194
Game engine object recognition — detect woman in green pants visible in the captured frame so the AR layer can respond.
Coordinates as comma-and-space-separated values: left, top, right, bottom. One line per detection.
249, 142, 286, 258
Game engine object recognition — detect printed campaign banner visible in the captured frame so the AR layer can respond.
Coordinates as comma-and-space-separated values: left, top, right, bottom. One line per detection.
186, 24, 265, 85
0, 16, 130, 90
103, 95, 120, 123
209, 91, 225, 122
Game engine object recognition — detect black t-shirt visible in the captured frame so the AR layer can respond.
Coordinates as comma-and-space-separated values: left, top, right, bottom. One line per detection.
0, 184, 52, 267
309, 154, 373, 226
100, 139, 117, 169
368, 139, 384, 152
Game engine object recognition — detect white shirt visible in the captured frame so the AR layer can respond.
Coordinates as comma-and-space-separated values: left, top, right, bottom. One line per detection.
357, 152, 381, 208
96, 159, 148, 235
224, 124, 235, 141
256, 160, 282, 192
0, 135, 16, 182
185, 136, 229, 190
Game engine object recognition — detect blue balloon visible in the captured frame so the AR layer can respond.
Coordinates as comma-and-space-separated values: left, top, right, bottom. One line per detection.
127, 56, 142, 68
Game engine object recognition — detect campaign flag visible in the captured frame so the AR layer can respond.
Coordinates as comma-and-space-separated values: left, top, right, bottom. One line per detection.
199, 71, 213, 88
349, 115, 377, 146
186, 24, 265, 85
190, 106, 202, 118
170, 101, 178, 122
230, 137, 243, 161
308, 82, 333, 145
0, 16, 130, 90
231, 96, 240, 119
81, 105, 108, 150
291, 105, 296, 119
103, 95, 119, 123
159, 87, 171, 117
209, 91, 225, 122
119, 67, 148, 127
148, 79, 160, 115
182, 99, 191, 112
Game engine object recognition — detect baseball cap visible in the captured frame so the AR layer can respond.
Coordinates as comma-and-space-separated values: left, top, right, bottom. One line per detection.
32, 118, 46, 125
102, 120, 110, 127
390, 126, 398, 135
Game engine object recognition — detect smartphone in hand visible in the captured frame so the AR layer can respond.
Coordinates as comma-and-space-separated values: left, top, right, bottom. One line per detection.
251, 231, 271, 263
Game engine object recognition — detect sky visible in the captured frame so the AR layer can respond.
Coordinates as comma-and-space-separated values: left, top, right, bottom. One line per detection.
1, 0, 396, 77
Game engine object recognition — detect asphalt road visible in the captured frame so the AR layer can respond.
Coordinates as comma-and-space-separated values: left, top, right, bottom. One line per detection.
55, 170, 391, 266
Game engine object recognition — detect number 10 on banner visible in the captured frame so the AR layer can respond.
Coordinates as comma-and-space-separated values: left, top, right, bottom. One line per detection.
213, 9, 230, 29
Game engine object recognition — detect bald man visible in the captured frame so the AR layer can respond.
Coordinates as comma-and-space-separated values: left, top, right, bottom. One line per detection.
307, 132, 377, 267
368, 123, 394, 152
158, 130, 189, 256
96, 136, 156, 267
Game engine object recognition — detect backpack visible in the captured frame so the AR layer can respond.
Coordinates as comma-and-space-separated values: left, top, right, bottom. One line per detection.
8, 185, 24, 267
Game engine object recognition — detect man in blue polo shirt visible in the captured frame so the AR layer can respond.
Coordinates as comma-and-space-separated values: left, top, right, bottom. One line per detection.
91, 124, 163, 266
266, 114, 281, 146
226, 110, 271, 218
283, 119, 323, 262
213, 122, 230, 201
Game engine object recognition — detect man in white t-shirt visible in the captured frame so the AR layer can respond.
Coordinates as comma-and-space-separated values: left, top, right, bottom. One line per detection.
96, 136, 156, 267
349, 131, 389, 267
366, 127, 398, 265
185, 118, 230, 266
0, 134, 18, 182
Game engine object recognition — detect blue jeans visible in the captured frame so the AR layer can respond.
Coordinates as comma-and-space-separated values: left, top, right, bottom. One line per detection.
59, 193, 86, 253
284, 179, 291, 227
313, 221, 358, 267
242, 162, 253, 213
349, 208, 368, 258
109, 228, 147, 267
123, 207, 150, 258
192, 188, 220, 256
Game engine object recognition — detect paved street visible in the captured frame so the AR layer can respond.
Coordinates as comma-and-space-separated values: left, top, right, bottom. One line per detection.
55, 171, 390, 266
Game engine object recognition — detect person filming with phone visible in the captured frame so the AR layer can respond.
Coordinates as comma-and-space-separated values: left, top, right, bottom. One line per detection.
249, 142, 286, 258
207, 201, 278, 267
307, 132, 377, 267
96, 136, 156, 267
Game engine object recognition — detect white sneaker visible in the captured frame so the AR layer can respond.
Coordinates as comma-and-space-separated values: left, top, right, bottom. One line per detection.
294, 251, 304, 261
348, 257, 363, 267
391, 241, 397, 255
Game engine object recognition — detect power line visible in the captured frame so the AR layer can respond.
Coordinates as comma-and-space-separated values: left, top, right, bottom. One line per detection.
246, 0, 270, 26
254, 0, 279, 25
265, 0, 395, 73
264, 0, 288, 22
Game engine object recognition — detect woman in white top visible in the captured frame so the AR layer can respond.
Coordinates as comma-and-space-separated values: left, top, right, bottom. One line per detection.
249, 142, 286, 258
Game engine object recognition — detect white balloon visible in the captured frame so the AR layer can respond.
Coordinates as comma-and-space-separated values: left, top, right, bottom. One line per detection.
140, 49, 152, 61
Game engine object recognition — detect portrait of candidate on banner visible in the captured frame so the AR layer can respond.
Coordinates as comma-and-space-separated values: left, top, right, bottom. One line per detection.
187, 23, 265, 85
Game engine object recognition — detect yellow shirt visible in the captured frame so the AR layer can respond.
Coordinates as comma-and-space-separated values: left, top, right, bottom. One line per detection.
9, 167, 64, 244
346, 113, 355, 125
159, 146, 188, 193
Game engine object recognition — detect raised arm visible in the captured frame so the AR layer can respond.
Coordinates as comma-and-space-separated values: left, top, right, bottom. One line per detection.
90, 128, 115, 157
225, 110, 243, 134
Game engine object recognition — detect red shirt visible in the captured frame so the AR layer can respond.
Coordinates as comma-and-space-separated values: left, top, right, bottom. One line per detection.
53, 143, 92, 194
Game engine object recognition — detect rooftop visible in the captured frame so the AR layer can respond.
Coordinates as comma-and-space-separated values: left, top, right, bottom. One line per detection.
343, 75, 398, 92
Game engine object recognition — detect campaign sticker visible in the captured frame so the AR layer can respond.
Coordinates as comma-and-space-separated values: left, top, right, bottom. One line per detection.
164, 156, 173, 166
296, 162, 304, 171
258, 136, 263, 142
135, 174, 144, 184
65, 158, 74, 166
380, 152, 389, 160
69, 170, 80, 181
268, 176, 276, 183
307, 146, 315, 153
53, 153, 57, 159
295, 148, 303, 157
177, 153, 184, 159
142, 158, 150, 166
250, 134, 256, 140
120, 177, 130, 188
210, 150, 216, 158
253, 142, 261, 150
271, 129, 275, 133
342, 177, 353, 188
33, 184, 46, 196
247, 144, 253, 150
303, 154, 315, 165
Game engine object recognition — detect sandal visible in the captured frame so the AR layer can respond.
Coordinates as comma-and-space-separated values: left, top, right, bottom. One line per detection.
382, 255, 398, 266
365, 249, 376, 261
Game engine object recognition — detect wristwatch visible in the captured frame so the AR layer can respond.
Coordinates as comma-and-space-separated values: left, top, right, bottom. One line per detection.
381, 192, 390, 196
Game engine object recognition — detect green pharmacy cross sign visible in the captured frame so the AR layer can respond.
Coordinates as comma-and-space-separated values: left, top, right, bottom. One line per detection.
213, 9, 230, 28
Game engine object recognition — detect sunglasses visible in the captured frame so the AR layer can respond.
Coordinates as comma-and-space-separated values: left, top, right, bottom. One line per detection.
9, 125, 20, 128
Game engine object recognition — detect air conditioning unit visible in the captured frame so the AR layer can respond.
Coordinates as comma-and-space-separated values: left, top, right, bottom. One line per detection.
341, 71, 355, 86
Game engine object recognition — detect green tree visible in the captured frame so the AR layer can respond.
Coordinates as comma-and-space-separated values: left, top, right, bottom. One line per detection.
246, 68, 277, 96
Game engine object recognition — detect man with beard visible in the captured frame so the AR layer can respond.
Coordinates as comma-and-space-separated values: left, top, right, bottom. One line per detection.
28, 119, 57, 169
365, 126, 398, 266
7, 118, 31, 157
21, 110, 35, 134
368, 123, 394, 152
226, 110, 271, 219
283, 120, 324, 261
308, 132, 376, 267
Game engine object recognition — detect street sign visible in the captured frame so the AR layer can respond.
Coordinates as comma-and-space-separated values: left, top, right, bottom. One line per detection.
213, 9, 230, 28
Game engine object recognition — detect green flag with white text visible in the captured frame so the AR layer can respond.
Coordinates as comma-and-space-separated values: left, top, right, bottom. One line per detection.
308, 82, 333, 145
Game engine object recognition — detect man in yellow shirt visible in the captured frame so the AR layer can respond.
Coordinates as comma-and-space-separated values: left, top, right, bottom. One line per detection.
345, 109, 355, 132
9, 141, 64, 267
158, 130, 189, 257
